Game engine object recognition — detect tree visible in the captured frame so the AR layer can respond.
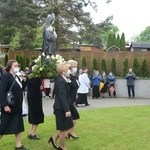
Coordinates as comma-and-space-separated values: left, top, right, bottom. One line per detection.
132, 57, 140, 76
122, 58, 128, 77
106, 33, 113, 49
136, 26, 150, 42
0, 0, 39, 50
25, 57, 30, 68
120, 32, 125, 51
111, 58, 117, 76
4, 54, 8, 66
116, 34, 120, 48
141, 58, 148, 77
101, 58, 107, 74
82, 57, 87, 67
92, 58, 97, 70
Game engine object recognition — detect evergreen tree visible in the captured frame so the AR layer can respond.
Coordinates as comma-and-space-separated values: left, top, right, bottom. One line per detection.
101, 58, 107, 74
112, 33, 116, 46
107, 33, 113, 49
25, 57, 30, 68
92, 58, 97, 70
15, 55, 20, 63
4, 54, 8, 66
132, 57, 140, 76
82, 57, 87, 67
141, 58, 148, 77
19, 56, 24, 71
120, 32, 126, 51
111, 58, 117, 76
122, 58, 128, 77
116, 33, 120, 48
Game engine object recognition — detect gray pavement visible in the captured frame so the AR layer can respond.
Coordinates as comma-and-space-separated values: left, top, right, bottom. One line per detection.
41, 96, 150, 116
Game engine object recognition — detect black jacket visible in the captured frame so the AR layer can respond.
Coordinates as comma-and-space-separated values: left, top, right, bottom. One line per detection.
53, 75, 70, 112
68, 75, 79, 103
0, 72, 26, 113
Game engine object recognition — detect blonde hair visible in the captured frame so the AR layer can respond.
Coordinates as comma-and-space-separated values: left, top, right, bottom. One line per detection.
56, 62, 68, 75
67, 60, 78, 68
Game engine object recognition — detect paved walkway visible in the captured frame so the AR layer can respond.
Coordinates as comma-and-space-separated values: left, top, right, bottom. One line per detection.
42, 96, 150, 116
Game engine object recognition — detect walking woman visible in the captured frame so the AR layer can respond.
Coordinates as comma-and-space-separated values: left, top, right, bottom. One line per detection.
66, 60, 80, 139
48, 62, 73, 150
27, 61, 44, 140
0, 60, 28, 150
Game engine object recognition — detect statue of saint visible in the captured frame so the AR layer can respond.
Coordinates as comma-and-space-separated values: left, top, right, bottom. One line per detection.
42, 13, 57, 56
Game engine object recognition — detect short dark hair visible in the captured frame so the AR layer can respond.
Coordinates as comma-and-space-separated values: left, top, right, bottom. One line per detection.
83, 67, 87, 71
5, 60, 17, 72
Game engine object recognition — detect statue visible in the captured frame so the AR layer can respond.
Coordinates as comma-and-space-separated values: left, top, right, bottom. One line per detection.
42, 13, 57, 56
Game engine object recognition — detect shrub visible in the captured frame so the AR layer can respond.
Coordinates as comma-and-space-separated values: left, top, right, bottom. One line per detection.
92, 58, 97, 71
82, 56, 87, 67
132, 57, 140, 76
111, 58, 117, 76
122, 58, 128, 77
101, 58, 107, 74
4, 54, 8, 66
25, 57, 30, 67
141, 58, 148, 77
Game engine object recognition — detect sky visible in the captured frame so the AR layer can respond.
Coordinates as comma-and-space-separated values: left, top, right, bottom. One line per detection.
85, 0, 150, 41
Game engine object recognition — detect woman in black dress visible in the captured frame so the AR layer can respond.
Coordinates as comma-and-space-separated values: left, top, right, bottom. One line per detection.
27, 62, 44, 140
48, 62, 73, 150
0, 60, 28, 150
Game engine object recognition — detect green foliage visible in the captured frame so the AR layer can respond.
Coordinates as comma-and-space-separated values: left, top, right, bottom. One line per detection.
101, 58, 107, 74
107, 33, 113, 49
92, 58, 97, 70
4, 54, 8, 66
71, 57, 75, 60
82, 57, 87, 67
0, 0, 38, 50
122, 58, 128, 77
111, 58, 117, 76
120, 33, 126, 51
141, 58, 148, 77
25, 57, 30, 68
19, 56, 24, 71
132, 58, 140, 76
15, 56, 20, 63
136, 26, 150, 42
116, 34, 120, 48
31, 55, 37, 60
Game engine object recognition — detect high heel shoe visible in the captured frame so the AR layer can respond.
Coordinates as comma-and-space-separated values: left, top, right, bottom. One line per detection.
48, 137, 58, 149
57, 147, 63, 150
68, 132, 79, 139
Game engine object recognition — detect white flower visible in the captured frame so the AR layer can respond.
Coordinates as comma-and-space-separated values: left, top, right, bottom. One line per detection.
34, 59, 38, 63
42, 52, 45, 56
51, 55, 55, 60
39, 68, 43, 71
46, 55, 50, 59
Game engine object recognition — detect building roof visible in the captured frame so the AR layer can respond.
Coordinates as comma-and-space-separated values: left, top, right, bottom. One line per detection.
107, 45, 120, 52
130, 42, 150, 48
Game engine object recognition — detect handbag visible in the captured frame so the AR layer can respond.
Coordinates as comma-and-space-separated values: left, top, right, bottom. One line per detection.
6, 79, 16, 106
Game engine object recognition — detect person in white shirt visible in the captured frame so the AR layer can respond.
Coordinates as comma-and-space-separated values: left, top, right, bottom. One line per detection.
76, 67, 90, 106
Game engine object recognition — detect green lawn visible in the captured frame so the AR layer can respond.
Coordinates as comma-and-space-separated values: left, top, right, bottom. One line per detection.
0, 106, 150, 150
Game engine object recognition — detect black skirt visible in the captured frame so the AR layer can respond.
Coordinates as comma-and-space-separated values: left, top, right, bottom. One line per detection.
0, 113, 24, 135
54, 109, 73, 131
92, 86, 100, 98
69, 104, 80, 120
101, 83, 108, 93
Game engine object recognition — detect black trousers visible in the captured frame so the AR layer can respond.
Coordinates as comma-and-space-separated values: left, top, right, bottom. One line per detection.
46, 88, 50, 96
127, 86, 135, 97
76, 93, 89, 105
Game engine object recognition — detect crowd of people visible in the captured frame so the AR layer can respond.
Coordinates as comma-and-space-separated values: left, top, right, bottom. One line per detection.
0, 59, 136, 150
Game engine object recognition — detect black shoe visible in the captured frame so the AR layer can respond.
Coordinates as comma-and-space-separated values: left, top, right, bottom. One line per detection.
27, 134, 40, 140
48, 137, 58, 149
57, 147, 63, 150
85, 104, 90, 106
68, 132, 79, 139
15, 145, 29, 150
